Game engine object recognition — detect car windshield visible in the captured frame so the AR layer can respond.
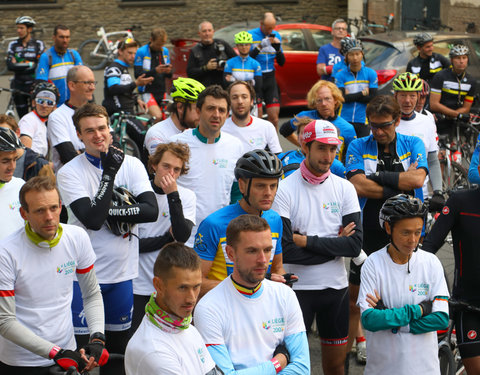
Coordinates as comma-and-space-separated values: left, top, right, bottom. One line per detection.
362, 40, 408, 68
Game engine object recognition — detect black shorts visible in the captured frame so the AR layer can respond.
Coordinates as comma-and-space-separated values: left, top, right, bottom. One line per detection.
262, 71, 280, 107
295, 287, 349, 345
349, 228, 389, 285
455, 309, 480, 359
0, 361, 53, 375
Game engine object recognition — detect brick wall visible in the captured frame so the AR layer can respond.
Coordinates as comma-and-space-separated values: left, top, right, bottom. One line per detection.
0, 0, 347, 48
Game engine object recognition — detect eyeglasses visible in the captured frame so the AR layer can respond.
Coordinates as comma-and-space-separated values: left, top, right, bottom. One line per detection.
369, 118, 396, 129
315, 97, 333, 104
334, 27, 347, 31
35, 98, 56, 107
73, 80, 97, 86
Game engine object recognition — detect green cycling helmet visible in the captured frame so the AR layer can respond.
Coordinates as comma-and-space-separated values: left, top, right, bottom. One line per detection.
392, 72, 423, 92
171, 77, 205, 102
235, 31, 253, 45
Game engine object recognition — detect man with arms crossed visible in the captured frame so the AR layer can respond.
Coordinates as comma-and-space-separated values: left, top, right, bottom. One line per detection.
0, 176, 108, 374
195, 214, 310, 374
126, 242, 223, 375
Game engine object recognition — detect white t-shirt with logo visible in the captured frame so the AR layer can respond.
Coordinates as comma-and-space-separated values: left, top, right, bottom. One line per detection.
134, 185, 196, 295
194, 277, 305, 369
272, 169, 360, 290
0, 224, 96, 367
357, 247, 449, 375
0, 177, 25, 241
144, 117, 182, 155
222, 116, 282, 154
170, 129, 243, 246
18, 111, 49, 157
125, 316, 216, 375
57, 154, 152, 284
47, 104, 85, 172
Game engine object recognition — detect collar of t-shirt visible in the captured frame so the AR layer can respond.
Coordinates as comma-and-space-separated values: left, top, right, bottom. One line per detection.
25, 221, 63, 248
114, 59, 130, 68
64, 101, 77, 110
401, 112, 416, 121
151, 180, 165, 195
193, 127, 221, 144
33, 110, 48, 122
85, 152, 102, 169
231, 276, 263, 299
232, 115, 253, 127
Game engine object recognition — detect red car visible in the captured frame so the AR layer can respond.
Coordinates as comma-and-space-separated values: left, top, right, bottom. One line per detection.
170, 22, 333, 108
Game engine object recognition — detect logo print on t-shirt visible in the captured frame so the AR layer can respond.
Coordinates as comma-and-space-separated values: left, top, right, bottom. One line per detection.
468, 330, 477, 340
442, 206, 450, 215
263, 317, 285, 333
212, 159, 228, 168
8, 200, 21, 211
57, 260, 75, 275
409, 283, 429, 296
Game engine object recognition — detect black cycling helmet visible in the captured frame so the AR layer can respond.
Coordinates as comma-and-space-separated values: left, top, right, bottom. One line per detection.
340, 37, 363, 55
234, 149, 283, 181
449, 44, 469, 58
31, 81, 60, 103
15, 16, 36, 27
420, 79, 430, 97
105, 187, 137, 236
379, 194, 427, 229
0, 127, 24, 152
413, 32, 433, 47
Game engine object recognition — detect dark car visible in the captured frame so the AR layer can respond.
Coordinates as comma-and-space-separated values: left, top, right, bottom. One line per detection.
170, 21, 333, 108
360, 31, 480, 100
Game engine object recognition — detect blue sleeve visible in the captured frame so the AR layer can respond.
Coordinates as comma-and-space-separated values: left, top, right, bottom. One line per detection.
163, 47, 170, 64
207, 344, 276, 375
345, 139, 365, 173
410, 137, 429, 171
361, 304, 422, 332
194, 218, 221, 261
368, 68, 378, 88
254, 61, 262, 77
281, 332, 310, 374
409, 311, 449, 335
335, 72, 345, 88
468, 136, 480, 184
134, 48, 145, 67
72, 50, 83, 65
107, 76, 121, 87
331, 159, 346, 178
224, 59, 233, 74
274, 216, 283, 255
35, 52, 49, 80
316, 47, 326, 65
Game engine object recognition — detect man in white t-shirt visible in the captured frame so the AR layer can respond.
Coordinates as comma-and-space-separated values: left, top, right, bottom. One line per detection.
170, 85, 243, 246
0, 176, 108, 374
144, 77, 205, 155
56, 103, 158, 375
222, 80, 282, 154
126, 242, 222, 375
132, 142, 196, 333
194, 214, 310, 374
0, 127, 26, 241
48, 65, 96, 172
393, 72, 444, 210
272, 120, 362, 375
358, 194, 449, 374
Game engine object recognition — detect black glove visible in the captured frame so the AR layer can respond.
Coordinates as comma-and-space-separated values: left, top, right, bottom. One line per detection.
457, 113, 470, 123
273, 343, 290, 364
429, 191, 445, 212
283, 273, 298, 287
419, 300, 433, 317
271, 42, 281, 52
375, 299, 388, 310
82, 339, 109, 366
100, 144, 124, 178
53, 349, 86, 372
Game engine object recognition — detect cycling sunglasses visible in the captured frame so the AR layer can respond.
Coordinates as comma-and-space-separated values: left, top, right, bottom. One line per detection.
35, 98, 56, 107
369, 118, 397, 129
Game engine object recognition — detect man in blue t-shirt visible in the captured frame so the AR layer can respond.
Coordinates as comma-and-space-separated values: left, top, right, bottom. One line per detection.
316, 19, 347, 82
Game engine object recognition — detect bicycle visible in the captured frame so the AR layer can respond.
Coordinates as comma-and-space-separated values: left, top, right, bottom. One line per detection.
78, 25, 141, 71
347, 15, 394, 37
0, 84, 31, 119
49, 353, 125, 375
110, 111, 156, 158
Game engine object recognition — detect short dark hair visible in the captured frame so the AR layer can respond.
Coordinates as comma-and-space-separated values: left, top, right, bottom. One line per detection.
53, 24, 69, 35
148, 142, 190, 175
366, 95, 401, 121
153, 242, 201, 281
227, 80, 256, 102
19, 176, 59, 212
226, 214, 270, 248
73, 103, 109, 133
196, 85, 230, 112
0, 114, 18, 132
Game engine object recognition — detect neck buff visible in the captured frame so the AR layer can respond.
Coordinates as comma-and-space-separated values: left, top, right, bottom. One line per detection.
145, 292, 191, 334
25, 222, 63, 248
300, 160, 331, 185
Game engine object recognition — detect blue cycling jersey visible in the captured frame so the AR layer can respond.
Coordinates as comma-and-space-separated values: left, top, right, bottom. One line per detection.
335, 65, 378, 124
134, 44, 170, 94
248, 28, 282, 72
316, 43, 343, 82
278, 149, 346, 179
468, 133, 480, 184
36, 47, 83, 106
224, 55, 262, 82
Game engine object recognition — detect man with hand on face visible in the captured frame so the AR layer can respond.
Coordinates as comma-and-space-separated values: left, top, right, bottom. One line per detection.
187, 21, 236, 88
36, 25, 82, 106
0, 176, 108, 375
57, 103, 158, 375
125, 243, 223, 375
195, 214, 310, 375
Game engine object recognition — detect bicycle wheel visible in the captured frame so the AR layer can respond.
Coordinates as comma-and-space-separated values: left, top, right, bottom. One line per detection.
438, 344, 456, 375
78, 39, 108, 70
442, 161, 470, 193
123, 137, 141, 158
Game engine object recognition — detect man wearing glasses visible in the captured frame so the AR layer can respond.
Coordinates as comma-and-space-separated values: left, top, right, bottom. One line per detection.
47, 65, 96, 172
316, 19, 347, 82
345, 94, 428, 362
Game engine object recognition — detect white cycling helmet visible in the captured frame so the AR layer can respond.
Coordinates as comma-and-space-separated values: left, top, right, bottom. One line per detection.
15, 16, 36, 27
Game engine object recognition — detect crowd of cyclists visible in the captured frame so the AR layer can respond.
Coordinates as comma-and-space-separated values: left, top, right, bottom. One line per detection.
0, 11, 479, 375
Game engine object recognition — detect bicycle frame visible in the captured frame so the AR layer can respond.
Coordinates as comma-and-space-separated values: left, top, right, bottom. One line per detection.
92, 27, 134, 60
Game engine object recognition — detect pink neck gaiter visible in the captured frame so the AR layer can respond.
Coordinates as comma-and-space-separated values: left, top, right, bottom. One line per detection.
300, 160, 331, 185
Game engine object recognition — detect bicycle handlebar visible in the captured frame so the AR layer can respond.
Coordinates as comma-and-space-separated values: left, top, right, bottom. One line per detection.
448, 298, 480, 314
0, 87, 30, 97
49, 365, 85, 375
